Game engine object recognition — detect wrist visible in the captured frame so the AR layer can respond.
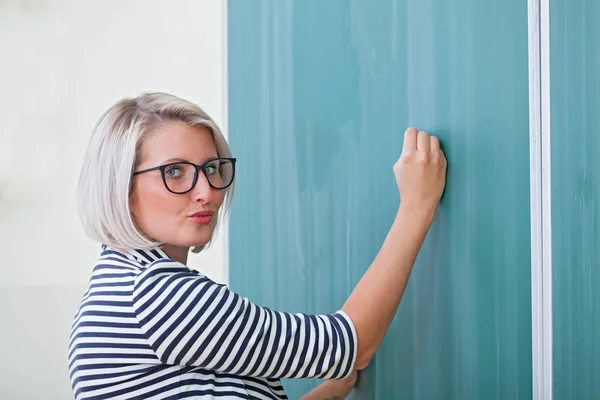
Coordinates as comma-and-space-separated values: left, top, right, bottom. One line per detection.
397, 201, 437, 225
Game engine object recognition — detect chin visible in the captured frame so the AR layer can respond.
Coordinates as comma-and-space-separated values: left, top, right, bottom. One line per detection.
192, 239, 211, 248
177, 222, 216, 248
190, 231, 215, 247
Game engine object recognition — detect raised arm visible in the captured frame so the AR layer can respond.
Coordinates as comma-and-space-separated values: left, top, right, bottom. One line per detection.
132, 127, 445, 381
342, 127, 447, 369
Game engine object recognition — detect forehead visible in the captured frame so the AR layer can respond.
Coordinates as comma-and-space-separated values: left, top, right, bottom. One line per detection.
140, 121, 217, 164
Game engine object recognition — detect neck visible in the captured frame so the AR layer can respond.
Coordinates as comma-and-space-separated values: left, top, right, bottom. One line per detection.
161, 244, 189, 265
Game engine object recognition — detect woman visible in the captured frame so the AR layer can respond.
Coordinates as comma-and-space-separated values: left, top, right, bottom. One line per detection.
69, 92, 446, 399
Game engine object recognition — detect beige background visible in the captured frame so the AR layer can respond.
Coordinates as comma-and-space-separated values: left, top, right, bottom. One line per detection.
0, 1, 227, 398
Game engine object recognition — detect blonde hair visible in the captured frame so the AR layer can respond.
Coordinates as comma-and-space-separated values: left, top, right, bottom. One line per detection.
76, 92, 234, 253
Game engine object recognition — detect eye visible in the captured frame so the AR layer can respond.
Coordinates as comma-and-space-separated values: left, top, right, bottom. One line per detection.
205, 161, 220, 175
164, 164, 184, 178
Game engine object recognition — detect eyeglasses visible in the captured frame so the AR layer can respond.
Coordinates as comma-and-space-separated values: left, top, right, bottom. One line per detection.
133, 157, 236, 194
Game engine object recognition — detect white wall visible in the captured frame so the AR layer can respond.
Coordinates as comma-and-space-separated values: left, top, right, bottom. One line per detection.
0, 1, 225, 398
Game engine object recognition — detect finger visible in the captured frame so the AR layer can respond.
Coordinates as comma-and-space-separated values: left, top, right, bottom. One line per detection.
430, 135, 440, 153
403, 127, 418, 153
417, 131, 430, 152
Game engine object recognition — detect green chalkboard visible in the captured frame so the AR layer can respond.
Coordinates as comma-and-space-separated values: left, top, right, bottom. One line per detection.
228, 1, 532, 398
551, 0, 600, 398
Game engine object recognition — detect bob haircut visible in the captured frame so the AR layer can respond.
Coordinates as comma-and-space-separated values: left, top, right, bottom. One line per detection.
76, 92, 234, 254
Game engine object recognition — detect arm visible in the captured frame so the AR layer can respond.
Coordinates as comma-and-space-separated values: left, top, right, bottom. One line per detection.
132, 263, 356, 380
300, 371, 358, 400
342, 128, 447, 369
132, 128, 445, 379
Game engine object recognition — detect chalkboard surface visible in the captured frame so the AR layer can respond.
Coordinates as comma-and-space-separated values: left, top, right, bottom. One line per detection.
551, 0, 600, 398
228, 1, 532, 398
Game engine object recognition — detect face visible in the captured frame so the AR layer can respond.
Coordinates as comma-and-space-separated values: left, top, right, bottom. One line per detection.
130, 121, 226, 257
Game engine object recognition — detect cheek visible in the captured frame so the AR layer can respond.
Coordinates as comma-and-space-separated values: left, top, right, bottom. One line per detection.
214, 190, 226, 209
131, 182, 181, 233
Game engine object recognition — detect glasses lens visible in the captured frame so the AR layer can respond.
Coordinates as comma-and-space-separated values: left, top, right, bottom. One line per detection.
206, 159, 234, 189
163, 163, 197, 193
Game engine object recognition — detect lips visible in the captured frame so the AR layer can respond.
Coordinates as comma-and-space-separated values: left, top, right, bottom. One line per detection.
189, 210, 214, 225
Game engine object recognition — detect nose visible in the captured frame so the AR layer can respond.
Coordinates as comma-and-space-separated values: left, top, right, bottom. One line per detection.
190, 172, 213, 204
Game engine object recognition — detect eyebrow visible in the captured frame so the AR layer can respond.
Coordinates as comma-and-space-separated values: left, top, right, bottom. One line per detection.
161, 156, 218, 165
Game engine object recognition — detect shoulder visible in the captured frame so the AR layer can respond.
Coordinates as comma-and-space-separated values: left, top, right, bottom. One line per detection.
134, 258, 221, 292
141, 258, 205, 278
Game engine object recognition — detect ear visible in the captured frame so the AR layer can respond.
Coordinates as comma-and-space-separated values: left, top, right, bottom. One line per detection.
128, 183, 140, 220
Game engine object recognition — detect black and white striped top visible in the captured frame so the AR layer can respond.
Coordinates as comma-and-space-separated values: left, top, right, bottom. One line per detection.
68, 246, 357, 399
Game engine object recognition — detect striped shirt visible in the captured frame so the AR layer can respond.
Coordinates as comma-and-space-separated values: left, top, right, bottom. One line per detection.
68, 246, 357, 399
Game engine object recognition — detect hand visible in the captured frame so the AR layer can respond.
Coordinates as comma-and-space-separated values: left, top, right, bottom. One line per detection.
394, 127, 447, 214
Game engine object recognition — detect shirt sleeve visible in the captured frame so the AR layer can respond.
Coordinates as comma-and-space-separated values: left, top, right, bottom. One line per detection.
131, 259, 357, 380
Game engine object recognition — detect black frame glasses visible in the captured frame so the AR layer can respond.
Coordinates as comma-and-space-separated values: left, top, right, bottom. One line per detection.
133, 157, 237, 194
